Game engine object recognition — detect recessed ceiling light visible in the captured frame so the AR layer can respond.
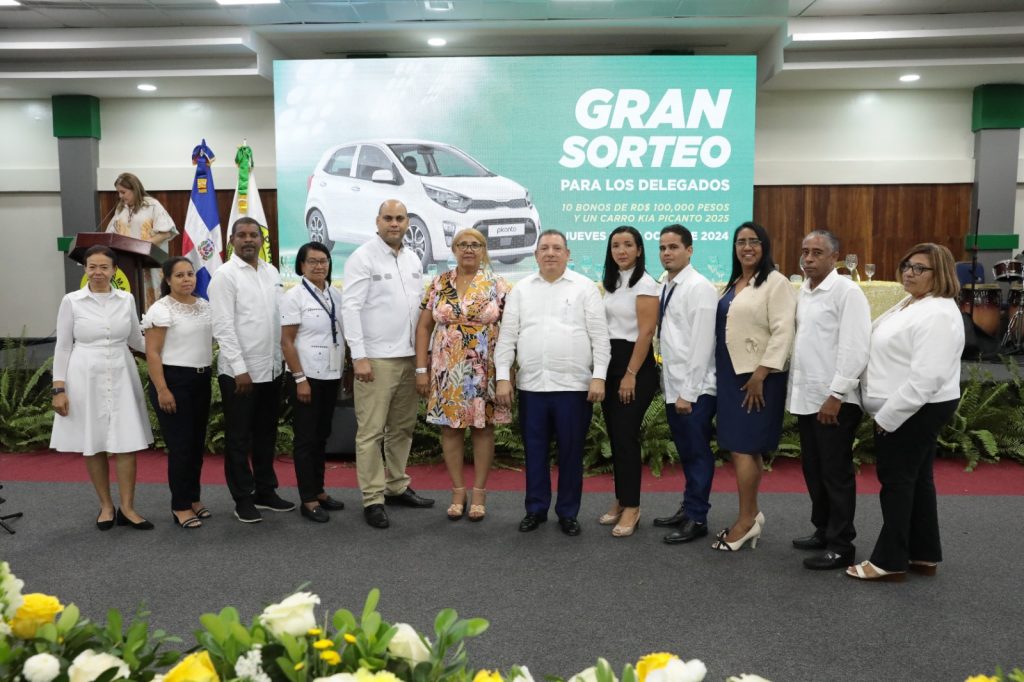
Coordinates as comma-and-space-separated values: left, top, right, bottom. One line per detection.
215, 0, 280, 5
899, 74, 921, 83
427, 37, 447, 47
0, 1, 22, 6
137, 83, 157, 92
424, 1, 453, 10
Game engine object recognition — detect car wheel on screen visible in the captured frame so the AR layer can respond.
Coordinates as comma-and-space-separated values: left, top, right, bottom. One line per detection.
497, 256, 525, 265
404, 217, 433, 271
306, 208, 335, 252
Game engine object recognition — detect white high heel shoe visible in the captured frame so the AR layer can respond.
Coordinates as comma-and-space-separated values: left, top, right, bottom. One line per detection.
755, 511, 765, 532
711, 520, 762, 551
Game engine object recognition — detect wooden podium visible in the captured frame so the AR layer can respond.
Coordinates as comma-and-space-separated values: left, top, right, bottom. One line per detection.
68, 232, 166, 312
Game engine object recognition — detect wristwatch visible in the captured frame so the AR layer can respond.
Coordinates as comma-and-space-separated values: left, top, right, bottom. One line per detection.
51, 387, 66, 396
415, 367, 428, 375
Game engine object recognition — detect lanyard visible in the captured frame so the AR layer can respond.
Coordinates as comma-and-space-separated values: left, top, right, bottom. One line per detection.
658, 282, 676, 338
301, 279, 339, 345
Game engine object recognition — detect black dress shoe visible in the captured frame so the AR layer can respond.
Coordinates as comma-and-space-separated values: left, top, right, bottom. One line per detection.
558, 517, 582, 536
115, 508, 154, 530
301, 505, 330, 523
518, 513, 547, 532
652, 506, 688, 528
792, 533, 827, 550
364, 504, 390, 529
663, 519, 709, 544
804, 550, 855, 570
384, 487, 435, 508
318, 495, 345, 511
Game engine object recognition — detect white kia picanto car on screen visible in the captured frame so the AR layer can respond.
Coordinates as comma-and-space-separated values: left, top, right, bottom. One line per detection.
304, 139, 541, 268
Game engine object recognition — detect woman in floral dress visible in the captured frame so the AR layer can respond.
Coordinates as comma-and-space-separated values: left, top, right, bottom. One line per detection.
415, 228, 510, 521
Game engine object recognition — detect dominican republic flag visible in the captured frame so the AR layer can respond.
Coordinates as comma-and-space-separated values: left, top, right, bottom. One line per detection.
182, 139, 222, 298
227, 143, 271, 263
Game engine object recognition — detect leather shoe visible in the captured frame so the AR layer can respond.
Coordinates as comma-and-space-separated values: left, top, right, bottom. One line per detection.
518, 513, 547, 532
384, 487, 435, 508
663, 519, 708, 544
318, 495, 345, 511
652, 506, 688, 528
558, 517, 582, 536
792, 533, 827, 550
363, 504, 390, 529
804, 550, 855, 570
301, 504, 330, 523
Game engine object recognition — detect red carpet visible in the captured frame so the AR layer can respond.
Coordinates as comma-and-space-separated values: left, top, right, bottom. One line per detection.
3, 450, 1023, 496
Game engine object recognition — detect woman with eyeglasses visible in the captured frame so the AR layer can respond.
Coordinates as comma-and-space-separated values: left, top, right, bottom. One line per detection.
281, 242, 347, 523
712, 222, 796, 551
847, 243, 963, 582
415, 228, 510, 521
597, 225, 660, 537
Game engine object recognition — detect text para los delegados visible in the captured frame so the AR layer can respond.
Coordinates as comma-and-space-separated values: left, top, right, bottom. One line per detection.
559, 88, 733, 169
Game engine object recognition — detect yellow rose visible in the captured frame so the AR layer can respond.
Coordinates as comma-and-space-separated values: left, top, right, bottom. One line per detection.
10, 594, 63, 639
636, 653, 677, 682
321, 650, 341, 666
473, 670, 503, 682
965, 677, 998, 682
162, 651, 219, 682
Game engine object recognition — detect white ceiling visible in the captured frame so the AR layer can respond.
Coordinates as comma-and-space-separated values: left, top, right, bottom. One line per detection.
0, 0, 1022, 99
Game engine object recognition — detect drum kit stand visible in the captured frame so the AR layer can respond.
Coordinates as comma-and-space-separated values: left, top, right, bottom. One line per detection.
960, 209, 1024, 356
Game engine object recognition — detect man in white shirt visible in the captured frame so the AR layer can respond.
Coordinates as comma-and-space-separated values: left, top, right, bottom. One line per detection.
495, 230, 610, 536
787, 229, 871, 570
652, 225, 719, 544
208, 217, 295, 523
341, 199, 435, 529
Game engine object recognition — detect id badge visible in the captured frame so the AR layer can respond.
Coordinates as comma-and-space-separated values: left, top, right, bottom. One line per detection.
329, 344, 342, 372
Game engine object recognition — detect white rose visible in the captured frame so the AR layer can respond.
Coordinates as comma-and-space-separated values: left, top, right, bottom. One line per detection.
23, 653, 62, 682
726, 676, 771, 682
646, 658, 706, 682
387, 623, 431, 665
509, 666, 536, 682
258, 592, 320, 638
314, 675, 360, 682
569, 666, 618, 682
67, 650, 130, 682
0, 620, 11, 637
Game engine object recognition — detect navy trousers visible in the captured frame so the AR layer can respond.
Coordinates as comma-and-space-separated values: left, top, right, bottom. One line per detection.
664, 393, 717, 524
519, 390, 593, 519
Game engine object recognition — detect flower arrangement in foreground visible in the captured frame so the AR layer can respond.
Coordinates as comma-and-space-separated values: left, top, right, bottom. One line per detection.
23, 560, 1024, 681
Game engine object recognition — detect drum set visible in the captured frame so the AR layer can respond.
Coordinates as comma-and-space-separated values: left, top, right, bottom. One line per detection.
959, 258, 1024, 352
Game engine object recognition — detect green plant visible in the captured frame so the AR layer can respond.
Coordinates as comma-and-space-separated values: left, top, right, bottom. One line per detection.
0, 337, 54, 452
638, 396, 677, 476
938, 366, 1024, 470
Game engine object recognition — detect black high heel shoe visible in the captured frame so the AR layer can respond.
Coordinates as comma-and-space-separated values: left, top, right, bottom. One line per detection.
116, 508, 154, 530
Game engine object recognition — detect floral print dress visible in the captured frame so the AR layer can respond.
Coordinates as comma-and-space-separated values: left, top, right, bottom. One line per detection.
421, 269, 511, 428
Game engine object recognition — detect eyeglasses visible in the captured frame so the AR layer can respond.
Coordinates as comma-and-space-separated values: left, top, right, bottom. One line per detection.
304, 258, 330, 266
899, 262, 934, 276
735, 238, 762, 247
454, 242, 483, 251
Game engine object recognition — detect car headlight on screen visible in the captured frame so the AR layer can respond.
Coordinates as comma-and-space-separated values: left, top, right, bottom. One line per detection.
424, 184, 472, 213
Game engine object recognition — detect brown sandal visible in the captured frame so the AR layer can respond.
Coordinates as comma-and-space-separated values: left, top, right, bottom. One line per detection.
447, 487, 466, 521
468, 487, 487, 522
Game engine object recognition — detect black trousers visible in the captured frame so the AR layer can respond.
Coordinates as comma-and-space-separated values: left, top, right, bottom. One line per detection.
218, 374, 282, 503
601, 339, 658, 507
870, 399, 959, 571
287, 376, 341, 503
148, 365, 211, 511
797, 403, 861, 553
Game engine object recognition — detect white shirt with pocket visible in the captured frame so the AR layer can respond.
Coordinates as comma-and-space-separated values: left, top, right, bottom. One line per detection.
281, 278, 345, 381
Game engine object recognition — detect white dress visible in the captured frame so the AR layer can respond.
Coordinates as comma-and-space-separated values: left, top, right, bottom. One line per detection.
106, 197, 178, 310
49, 288, 154, 456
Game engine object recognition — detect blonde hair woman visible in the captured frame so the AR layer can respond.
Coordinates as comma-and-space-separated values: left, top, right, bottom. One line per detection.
415, 228, 510, 521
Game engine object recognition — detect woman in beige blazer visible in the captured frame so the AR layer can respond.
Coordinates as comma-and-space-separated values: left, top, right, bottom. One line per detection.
711, 222, 796, 551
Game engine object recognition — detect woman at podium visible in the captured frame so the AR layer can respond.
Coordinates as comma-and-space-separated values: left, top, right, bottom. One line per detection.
106, 172, 178, 308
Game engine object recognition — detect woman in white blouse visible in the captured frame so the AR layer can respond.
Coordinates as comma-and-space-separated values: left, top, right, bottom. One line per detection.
50, 245, 154, 530
598, 225, 660, 537
281, 242, 346, 523
847, 243, 964, 582
143, 257, 213, 529
106, 172, 179, 309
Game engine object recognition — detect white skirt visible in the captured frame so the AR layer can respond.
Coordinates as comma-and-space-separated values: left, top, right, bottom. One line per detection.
50, 342, 154, 456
